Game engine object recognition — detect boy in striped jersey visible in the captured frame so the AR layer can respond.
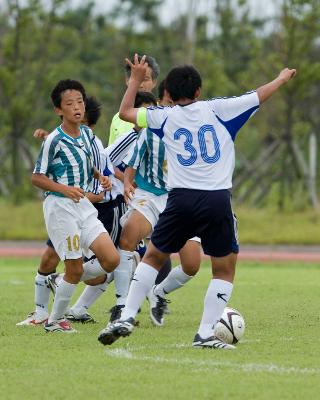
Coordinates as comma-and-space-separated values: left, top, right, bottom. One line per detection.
66, 91, 158, 322
98, 55, 296, 349
17, 96, 111, 327
32, 79, 119, 332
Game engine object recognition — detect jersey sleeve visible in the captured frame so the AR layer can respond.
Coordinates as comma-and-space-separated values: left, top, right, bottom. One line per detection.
90, 135, 106, 195
106, 130, 138, 168
123, 129, 148, 169
137, 106, 169, 139
208, 91, 260, 140
33, 134, 59, 175
103, 152, 115, 176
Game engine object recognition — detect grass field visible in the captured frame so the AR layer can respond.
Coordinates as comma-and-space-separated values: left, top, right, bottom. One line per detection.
1, 258, 320, 399
1, 198, 320, 244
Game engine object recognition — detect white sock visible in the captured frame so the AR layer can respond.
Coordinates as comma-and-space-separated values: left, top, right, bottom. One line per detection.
114, 249, 134, 306
121, 262, 158, 320
197, 279, 233, 339
71, 279, 109, 315
35, 272, 51, 317
48, 279, 77, 323
80, 258, 106, 281
154, 265, 193, 298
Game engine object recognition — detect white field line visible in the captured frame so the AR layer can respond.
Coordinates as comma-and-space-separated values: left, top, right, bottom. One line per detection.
104, 347, 320, 375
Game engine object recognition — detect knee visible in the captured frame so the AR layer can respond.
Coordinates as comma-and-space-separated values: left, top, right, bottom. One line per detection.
119, 235, 136, 252
64, 264, 83, 284
39, 247, 60, 273
182, 262, 200, 276
85, 275, 107, 286
99, 251, 120, 273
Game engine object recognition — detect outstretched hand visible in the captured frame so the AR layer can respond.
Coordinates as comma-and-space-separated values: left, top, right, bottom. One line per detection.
33, 129, 49, 140
278, 68, 297, 83
125, 53, 149, 84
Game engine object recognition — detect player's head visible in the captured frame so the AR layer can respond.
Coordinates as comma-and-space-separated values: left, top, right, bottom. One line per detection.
83, 96, 102, 129
125, 54, 160, 92
134, 91, 157, 108
157, 79, 172, 106
51, 79, 86, 123
165, 65, 202, 102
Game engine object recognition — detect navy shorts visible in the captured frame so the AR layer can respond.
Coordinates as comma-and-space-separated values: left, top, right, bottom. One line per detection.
93, 195, 127, 247
151, 188, 238, 257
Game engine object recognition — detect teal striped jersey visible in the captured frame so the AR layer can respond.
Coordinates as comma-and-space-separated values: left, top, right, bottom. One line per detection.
34, 125, 95, 196
124, 128, 167, 195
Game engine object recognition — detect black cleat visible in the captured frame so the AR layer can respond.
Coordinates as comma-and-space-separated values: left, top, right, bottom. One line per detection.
108, 304, 125, 324
98, 318, 135, 346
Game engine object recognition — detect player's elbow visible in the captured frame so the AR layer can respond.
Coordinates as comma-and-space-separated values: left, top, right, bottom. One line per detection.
31, 173, 41, 187
119, 108, 128, 121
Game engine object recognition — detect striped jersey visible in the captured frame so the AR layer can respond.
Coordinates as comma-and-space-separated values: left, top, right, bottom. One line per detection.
137, 91, 260, 191
123, 128, 167, 196
88, 135, 115, 199
34, 125, 96, 196
105, 128, 139, 195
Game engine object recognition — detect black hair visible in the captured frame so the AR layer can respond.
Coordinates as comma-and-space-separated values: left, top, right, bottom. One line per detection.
51, 79, 86, 108
85, 96, 102, 127
158, 79, 166, 101
134, 91, 157, 108
165, 65, 202, 102
125, 54, 160, 81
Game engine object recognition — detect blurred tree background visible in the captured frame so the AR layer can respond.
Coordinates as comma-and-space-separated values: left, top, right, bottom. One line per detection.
0, 0, 319, 209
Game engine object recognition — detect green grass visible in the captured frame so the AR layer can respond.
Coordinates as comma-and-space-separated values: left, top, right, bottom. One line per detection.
1, 258, 320, 399
1, 198, 320, 243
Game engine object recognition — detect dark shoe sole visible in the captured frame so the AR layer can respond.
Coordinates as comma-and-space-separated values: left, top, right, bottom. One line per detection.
98, 327, 131, 346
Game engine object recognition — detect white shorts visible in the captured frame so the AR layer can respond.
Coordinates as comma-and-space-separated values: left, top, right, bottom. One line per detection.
43, 195, 107, 260
120, 188, 168, 231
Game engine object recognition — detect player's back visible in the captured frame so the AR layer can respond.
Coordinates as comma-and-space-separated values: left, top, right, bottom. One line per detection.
146, 92, 259, 191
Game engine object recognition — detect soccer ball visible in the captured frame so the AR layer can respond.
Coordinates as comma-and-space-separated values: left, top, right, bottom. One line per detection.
214, 307, 245, 344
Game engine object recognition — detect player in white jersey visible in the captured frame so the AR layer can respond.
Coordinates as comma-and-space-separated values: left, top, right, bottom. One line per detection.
99, 54, 296, 349
17, 96, 112, 327
66, 92, 159, 322
31, 79, 120, 333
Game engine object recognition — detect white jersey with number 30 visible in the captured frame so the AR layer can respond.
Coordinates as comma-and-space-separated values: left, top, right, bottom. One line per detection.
140, 91, 259, 191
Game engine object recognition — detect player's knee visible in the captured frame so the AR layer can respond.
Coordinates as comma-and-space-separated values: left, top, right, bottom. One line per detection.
182, 263, 200, 276
85, 275, 107, 286
119, 235, 136, 252
99, 251, 120, 273
39, 247, 60, 273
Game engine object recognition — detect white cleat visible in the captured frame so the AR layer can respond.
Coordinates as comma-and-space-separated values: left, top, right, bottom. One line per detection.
192, 333, 236, 350
44, 319, 77, 333
16, 312, 48, 326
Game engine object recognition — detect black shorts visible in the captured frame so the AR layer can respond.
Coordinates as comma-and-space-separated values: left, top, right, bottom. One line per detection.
46, 195, 127, 249
151, 188, 238, 257
93, 194, 127, 247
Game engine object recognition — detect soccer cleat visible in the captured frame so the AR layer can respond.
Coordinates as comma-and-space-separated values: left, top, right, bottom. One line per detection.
148, 286, 170, 327
65, 309, 96, 324
46, 273, 60, 295
109, 304, 125, 324
98, 318, 135, 346
44, 319, 77, 333
16, 312, 48, 326
192, 333, 236, 350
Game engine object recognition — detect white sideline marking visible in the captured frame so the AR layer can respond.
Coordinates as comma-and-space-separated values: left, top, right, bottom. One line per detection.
8, 280, 25, 285
105, 347, 320, 375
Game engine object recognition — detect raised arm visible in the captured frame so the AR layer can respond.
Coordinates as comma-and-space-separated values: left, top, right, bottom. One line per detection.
119, 53, 149, 124
257, 68, 296, 104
